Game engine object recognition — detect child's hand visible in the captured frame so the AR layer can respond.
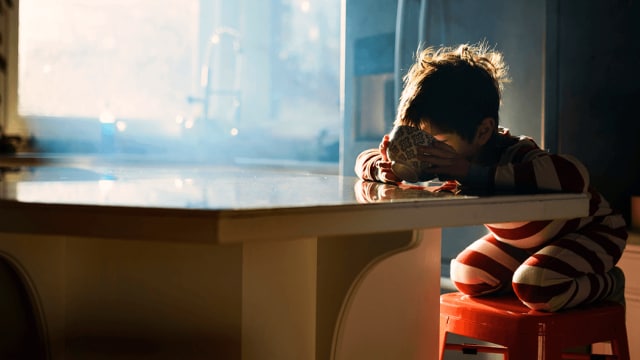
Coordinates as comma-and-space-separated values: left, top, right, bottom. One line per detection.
417, 141, 470, 179
377, 135, 402, 183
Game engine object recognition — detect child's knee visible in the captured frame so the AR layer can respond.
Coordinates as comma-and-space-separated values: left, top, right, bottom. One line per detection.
511, 265, 571, 312
449, 258, 503, 296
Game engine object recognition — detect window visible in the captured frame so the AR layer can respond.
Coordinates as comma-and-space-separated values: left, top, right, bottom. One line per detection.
18, 0, 341, 166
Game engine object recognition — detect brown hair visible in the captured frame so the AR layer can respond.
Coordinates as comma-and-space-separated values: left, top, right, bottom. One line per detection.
395, 43, 509, 141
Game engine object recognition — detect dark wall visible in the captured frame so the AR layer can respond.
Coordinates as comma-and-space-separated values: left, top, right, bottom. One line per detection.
554, 0, 640, 223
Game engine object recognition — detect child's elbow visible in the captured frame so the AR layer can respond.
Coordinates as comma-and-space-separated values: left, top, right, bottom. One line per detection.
558, 154, 591, 193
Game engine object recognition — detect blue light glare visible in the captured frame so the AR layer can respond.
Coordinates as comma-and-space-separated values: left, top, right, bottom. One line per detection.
18, 0, 341, 166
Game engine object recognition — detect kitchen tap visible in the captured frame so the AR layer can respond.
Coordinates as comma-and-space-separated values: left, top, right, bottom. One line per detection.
187, 27, 242, 128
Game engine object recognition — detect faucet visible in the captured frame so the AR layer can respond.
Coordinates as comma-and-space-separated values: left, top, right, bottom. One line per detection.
187, 27, 242, 129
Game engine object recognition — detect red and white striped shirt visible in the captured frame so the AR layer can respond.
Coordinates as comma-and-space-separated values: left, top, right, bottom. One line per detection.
354, 128, 627, 250
478, 130, 626, 250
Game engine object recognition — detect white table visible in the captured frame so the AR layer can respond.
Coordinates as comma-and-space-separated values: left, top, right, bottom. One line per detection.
0, 164, 589, 359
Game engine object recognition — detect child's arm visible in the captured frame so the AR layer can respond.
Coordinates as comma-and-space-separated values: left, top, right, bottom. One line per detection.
354, 148, 384, 181
354, 148, 402, 183
354, 136, 402, 183
497, 152, 589, 193
467, 141, 590, 194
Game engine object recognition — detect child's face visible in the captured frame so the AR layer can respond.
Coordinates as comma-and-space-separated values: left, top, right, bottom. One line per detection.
420, 119, 480, 160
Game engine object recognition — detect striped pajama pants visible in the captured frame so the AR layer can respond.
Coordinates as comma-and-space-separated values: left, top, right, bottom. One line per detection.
449, 217, 628, 312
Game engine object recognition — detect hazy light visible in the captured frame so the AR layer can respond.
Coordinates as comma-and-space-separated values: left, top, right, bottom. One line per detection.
98, 179, 114, 192
99, 109, 116, 124
18, 0, 341, 166
300, 1, 311, 12
200, 66, 209, 87
308, 26, 319, 41
101, 36, 116, 50
116, 120, 127, 132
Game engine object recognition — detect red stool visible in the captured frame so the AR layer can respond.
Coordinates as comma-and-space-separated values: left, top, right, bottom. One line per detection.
439, 292, 630, 360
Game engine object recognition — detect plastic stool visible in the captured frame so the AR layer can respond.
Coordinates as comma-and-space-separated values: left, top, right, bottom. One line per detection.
439, 292, 630, 360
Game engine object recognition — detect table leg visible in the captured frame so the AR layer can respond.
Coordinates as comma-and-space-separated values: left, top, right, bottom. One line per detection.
241, 228, 441, 360
241, 237, 318, 360
331, 228, 442, 360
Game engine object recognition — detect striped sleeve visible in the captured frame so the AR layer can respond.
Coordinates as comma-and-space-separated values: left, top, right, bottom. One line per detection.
493, 139, 590, 194
354, 148, 383, 181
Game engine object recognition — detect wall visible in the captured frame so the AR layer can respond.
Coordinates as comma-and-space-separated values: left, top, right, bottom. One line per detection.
553, 0, 640, 223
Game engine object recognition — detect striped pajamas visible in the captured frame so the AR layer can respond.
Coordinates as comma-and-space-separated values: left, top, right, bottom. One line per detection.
450, 131, 627, 312
354, 128, 627, 312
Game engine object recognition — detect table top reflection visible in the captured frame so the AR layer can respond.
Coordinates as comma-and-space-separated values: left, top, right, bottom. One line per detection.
1, 165, 462, 210
0, 164, 589, 243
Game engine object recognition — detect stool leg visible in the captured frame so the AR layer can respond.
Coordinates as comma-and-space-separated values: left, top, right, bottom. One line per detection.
609, 312, 631, 360
439, 315, 447, 360
610, 333, 631, 360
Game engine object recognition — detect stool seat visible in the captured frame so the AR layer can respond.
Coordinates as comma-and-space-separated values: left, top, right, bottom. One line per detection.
439, 292, 630, 360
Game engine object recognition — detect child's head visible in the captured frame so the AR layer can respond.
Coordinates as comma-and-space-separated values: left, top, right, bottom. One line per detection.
395, 43, 509, 143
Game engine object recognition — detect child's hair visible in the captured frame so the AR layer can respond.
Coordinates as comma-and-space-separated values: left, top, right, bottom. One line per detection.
395, 43, 509, 142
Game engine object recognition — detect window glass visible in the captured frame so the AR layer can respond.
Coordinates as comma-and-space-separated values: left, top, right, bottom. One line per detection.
18, 0, 341, 166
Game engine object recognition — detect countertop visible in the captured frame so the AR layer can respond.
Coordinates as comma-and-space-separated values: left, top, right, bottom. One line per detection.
0, 163, 590, 244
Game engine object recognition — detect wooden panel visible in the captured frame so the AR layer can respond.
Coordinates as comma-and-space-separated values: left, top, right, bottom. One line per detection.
617, 231, 640, 359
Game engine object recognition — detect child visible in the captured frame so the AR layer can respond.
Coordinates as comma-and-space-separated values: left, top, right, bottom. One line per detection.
354, 43, 627, 312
